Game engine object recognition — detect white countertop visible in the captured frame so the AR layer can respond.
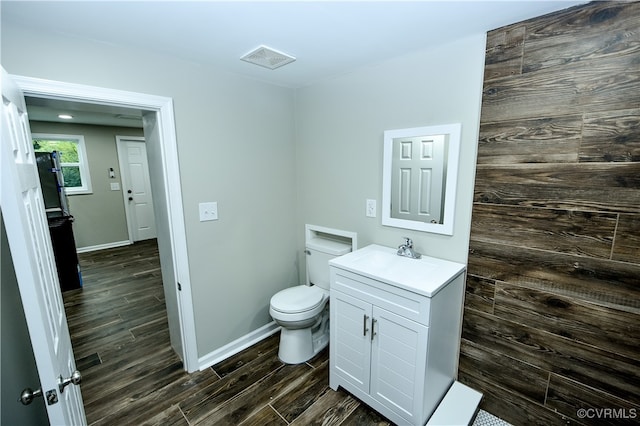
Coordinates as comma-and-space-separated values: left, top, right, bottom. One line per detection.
329, 244, 466, 297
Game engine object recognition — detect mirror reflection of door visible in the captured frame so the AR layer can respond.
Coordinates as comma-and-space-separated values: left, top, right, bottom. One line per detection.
390, 134, 445, 224
117, 137, 157, 242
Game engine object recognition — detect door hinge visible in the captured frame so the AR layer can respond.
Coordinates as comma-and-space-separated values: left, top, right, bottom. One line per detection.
177, 282, 182, 291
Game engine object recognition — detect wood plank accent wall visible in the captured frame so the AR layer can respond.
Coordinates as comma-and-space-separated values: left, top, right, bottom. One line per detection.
459, 2, 640, 425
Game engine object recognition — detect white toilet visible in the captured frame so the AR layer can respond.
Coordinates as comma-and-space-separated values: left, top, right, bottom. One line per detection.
270, 236, 352, 364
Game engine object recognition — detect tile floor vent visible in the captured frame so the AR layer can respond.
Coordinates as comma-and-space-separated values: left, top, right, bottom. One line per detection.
240, 45, 296, 70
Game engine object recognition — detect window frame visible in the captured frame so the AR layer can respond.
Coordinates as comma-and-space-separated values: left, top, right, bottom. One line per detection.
32, 133, 93, 195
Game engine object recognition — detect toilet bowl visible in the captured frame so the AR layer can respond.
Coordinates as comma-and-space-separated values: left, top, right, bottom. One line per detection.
269, 285, 329, 364
270, 233, 352, 364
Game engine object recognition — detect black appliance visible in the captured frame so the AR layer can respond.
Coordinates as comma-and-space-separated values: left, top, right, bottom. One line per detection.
35, 151, 82, 291
36, 151, 69, 218
48, 216, 82, 291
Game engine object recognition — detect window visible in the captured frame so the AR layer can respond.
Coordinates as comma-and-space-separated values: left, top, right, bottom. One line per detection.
32, 133, 92, 194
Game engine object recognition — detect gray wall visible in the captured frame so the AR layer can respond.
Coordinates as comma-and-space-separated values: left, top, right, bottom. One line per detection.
1, 19, 484, 359
294, 34, 486, 268
1, 20, 298, 357
29, 121, 143, 249
1, 215, 50, 426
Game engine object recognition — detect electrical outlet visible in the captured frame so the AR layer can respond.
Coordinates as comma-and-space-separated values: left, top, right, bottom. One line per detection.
366, 199, 377, 218
199, 202, 218, 222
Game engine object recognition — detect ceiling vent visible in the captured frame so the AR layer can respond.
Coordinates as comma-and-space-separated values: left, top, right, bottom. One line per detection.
240, 45, 296, 70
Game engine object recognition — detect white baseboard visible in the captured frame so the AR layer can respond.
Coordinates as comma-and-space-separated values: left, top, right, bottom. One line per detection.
76, 240, 131, 253
198, 321, 281, 371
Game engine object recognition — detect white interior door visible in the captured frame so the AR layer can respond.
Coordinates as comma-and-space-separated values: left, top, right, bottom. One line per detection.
391, 134, 445, 223
117, 136, 157, 242
1, 68, 86, 424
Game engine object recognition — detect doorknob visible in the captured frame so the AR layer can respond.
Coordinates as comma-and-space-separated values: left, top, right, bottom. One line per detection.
128, 197, 133, 201
127, 189, 132, 194
58, 370, 82, 393
19, 387, 42, 405
18, 387, 59, 406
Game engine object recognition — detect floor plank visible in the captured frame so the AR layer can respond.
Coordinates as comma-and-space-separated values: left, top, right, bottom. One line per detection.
289, 387, 360, 426
194, 363, 312, 425
180, 353, 286, 424
239, 405, 288, 426
270, 358, 331, 422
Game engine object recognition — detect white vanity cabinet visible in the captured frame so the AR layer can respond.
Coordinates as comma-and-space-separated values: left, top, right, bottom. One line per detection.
329, 244, 466, 426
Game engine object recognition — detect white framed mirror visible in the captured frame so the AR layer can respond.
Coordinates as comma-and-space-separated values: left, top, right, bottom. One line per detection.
382, 123, 461, 235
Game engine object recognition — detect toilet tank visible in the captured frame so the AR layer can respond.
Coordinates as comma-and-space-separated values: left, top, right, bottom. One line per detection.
306, 237, 352, 290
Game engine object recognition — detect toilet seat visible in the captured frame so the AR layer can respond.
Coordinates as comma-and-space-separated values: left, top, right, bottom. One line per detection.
270, 285, 325, 314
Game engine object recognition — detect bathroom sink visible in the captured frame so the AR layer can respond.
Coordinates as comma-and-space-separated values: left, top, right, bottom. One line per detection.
329, 244, 465, 297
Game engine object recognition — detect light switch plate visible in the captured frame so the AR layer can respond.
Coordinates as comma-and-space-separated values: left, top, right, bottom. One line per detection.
110, 182, 120, 191
366, 199, 377, 218
199, 202, 218, 222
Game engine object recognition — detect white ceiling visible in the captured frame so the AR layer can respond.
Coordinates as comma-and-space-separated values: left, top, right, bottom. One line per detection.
25, 96, 145, 128
4, 0, 586, 126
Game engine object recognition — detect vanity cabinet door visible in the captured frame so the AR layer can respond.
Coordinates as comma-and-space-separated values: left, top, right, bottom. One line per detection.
330, 290, 373, 394
370, 306, 428, 424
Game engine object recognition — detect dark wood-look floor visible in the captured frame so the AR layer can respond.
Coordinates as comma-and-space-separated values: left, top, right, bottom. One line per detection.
65, 240, 392, 426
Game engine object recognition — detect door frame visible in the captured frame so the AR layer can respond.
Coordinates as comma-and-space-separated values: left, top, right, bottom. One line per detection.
116, 135, 156, 243
12, 74, 199, 372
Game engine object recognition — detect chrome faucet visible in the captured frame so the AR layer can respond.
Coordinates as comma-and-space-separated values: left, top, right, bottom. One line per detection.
397, 237, 421, 259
